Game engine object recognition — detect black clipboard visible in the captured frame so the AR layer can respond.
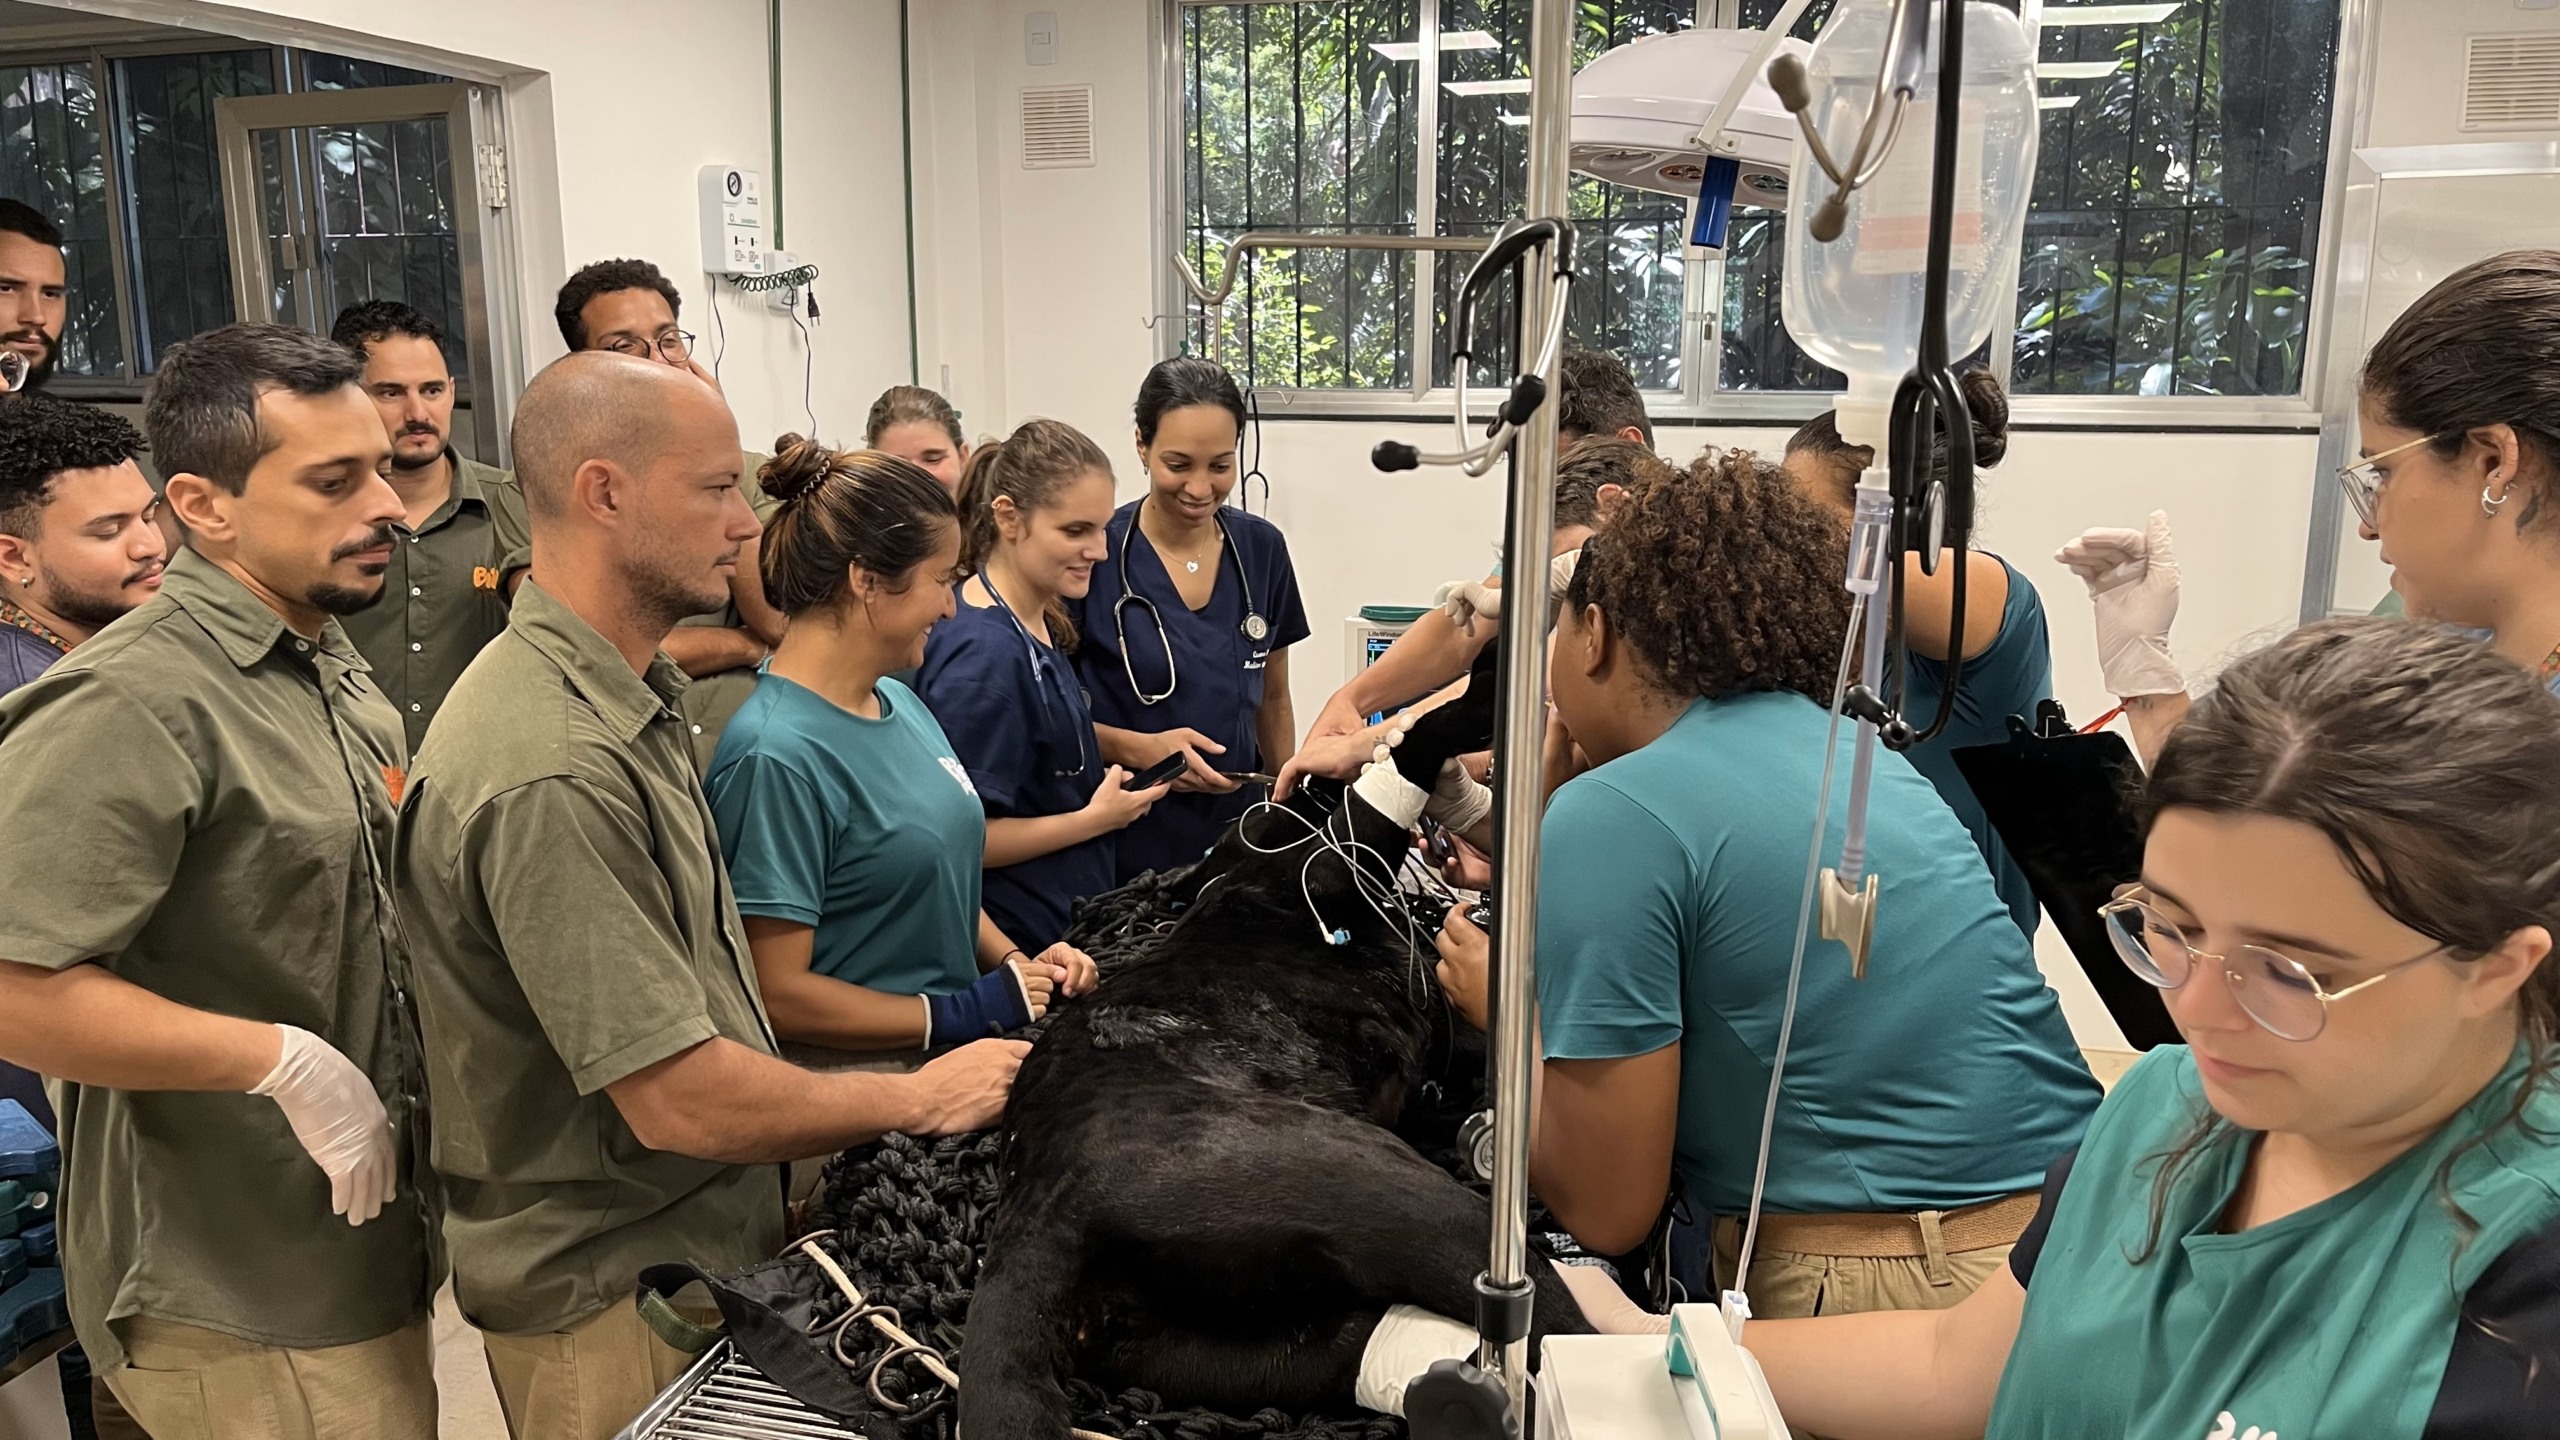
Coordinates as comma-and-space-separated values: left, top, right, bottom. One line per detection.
1952, 702, 2178, 1050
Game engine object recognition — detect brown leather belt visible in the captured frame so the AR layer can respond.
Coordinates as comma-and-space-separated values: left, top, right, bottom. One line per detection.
1717, 1190, 2041, 1260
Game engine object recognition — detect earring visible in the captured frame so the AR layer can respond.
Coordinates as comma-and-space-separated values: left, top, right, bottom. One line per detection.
2484, 484, 2513, 520
14, 575, 28, 588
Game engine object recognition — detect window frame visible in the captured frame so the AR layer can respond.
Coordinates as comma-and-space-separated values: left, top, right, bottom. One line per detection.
1156, 0, 2379, 431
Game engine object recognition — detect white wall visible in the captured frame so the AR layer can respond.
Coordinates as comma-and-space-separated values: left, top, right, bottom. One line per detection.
2366, 0, 2560, 149
66, 0, 916, 455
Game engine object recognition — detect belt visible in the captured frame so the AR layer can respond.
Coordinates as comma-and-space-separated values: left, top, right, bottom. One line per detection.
1716, 1190, 2041, 1261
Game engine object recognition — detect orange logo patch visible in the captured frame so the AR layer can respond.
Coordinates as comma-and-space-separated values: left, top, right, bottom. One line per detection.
472, 566, 501, 593
381, 764, 407, 804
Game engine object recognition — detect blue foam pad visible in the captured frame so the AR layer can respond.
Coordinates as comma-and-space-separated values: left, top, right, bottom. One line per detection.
21, 1222, 53, 1265
0, 1237, 21, 1292
0, 1100, 52, 1181
0, 1264, 68, 1371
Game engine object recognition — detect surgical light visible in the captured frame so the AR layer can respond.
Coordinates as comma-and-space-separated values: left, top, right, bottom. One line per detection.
2040, 2, 2182, 25
1569, 27, 1810, 248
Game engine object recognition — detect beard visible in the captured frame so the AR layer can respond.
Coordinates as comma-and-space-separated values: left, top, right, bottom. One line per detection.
37, 567, 152, 633
309, 526, 397, 615
389, 428, 446, 473
4, 329, 59, 392
623, 549, 736, 636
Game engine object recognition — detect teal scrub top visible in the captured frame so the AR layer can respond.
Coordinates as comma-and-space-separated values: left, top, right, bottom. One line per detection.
704, 672, 983, 997
1904, 555, 2052, 942
1535, 692, 2099, 1216
1990, 1045, 2560, 1440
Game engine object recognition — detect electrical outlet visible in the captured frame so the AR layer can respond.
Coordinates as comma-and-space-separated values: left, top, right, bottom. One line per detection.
766, 251, 802, 315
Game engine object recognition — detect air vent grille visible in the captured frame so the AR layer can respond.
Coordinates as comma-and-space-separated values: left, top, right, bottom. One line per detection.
1022, 85, 1095, 169
2464, 33, 2560, 132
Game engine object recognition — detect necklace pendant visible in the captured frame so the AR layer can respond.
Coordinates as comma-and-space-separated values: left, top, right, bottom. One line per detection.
1185, 560, 1200, 573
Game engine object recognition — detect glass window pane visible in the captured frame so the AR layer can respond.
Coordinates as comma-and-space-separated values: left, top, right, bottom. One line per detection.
0, 60, 122, 378
1183, 0, 1419, 390
297, 54, 448, 91
1430, 0, 1692, 390
307, 114, 464, 370
114, 48, 276, 372
2012, 0, 2338, 397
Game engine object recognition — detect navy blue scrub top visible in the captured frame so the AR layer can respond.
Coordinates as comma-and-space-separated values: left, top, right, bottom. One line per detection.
917, 592, 1117, 949
1905, 554, 2054, 942
1072, 502, 1311, 882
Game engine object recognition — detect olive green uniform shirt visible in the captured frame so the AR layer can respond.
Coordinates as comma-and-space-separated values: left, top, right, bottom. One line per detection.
0, 548, 437, 1370
340, 451, 531, 752
394, 580, 784, 1336
675, 454, 778, 771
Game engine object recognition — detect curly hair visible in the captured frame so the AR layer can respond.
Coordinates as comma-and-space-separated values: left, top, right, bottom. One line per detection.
1554, 435, 1666, 529
554, 258, 683, 352
1565, 445, 1848, 703
330, 298, 447, 362
0, 395, 142, 537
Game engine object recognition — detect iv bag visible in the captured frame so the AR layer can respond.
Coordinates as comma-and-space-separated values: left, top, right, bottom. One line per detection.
1780, 0, 2036, 413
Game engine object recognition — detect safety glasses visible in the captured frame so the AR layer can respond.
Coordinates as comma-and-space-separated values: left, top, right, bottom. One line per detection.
2335, 431, 2455, 529
2098, 887, 2453, 1042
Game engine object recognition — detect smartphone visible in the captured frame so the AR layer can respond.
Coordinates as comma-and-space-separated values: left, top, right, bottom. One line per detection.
1125, 753, 1190, 791
1219, 770, 1278, 788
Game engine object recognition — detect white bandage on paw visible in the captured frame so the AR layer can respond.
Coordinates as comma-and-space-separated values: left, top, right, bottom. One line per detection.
1355, 1305, 1480, 1416
1426, 758, 1493, 835
1352, 760, 1430, 829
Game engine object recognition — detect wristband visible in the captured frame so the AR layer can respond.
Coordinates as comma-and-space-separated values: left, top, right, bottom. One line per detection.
923, 963, 1037, 1047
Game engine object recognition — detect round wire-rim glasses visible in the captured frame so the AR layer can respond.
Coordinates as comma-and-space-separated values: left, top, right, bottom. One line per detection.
600, 329, 698, 364
2098, 886, 2454, 1042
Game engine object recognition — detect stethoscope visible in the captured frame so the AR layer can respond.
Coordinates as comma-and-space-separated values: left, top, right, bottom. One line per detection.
976, 566, 1092, 779
1112, 498, 1267, 708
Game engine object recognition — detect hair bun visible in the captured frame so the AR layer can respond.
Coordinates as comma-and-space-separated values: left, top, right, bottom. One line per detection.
760, 433, 836, 505
1958, 367, 2010, 470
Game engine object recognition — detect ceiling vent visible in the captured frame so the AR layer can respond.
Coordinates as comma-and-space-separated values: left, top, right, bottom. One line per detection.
2463, 32, 2560, 132
1021, 85, 1095, 169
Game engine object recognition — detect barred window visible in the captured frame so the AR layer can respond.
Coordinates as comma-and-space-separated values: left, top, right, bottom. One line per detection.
1179, 0, 1696, 394
1180, 0, 2346, 407
0, 43, 450, 385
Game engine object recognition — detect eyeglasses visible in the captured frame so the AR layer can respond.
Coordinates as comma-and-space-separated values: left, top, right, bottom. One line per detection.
2335, 431, 2455, 528
598, 329, 697, 364
2099, 886, 2453, 1042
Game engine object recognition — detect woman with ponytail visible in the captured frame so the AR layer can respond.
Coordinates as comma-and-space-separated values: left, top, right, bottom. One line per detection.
920, 418, 1168, 951
1784, 366, 2053, 941
704, 437, 1097, 1055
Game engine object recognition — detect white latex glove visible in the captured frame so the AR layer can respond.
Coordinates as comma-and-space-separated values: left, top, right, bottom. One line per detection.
2055, 510, 2186, 698
1433, 578, 1502, 638
250, 1024, 398, 1227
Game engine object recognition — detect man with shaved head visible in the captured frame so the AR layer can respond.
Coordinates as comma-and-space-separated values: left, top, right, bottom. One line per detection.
393, 352, 1026, 1440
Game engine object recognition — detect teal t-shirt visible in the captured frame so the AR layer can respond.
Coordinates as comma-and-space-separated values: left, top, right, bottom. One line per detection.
1535, 692, 2099, 1216
704, 672, 984, 997
1905, 555, 2053, 942
1990, 1045, 2560, 1440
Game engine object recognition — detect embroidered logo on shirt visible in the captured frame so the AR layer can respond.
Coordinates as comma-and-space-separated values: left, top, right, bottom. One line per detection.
2206, 1412, 2276, 1440
940, 756, 978, 797
473, 566, 501, 592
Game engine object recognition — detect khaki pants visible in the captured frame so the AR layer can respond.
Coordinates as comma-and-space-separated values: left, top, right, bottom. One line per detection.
1712, 1222, 2014, 1317
481, 1298, 713, 1440
101, 1314, 436, 1440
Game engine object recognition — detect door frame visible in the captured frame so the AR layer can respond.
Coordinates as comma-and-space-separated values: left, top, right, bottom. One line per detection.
214, 81, 522, 464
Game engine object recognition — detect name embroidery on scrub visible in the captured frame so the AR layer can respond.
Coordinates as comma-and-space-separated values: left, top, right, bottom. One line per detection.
2206, 1411, 2276, 1440
1244, 649, 1270, 673
941, 756, 979, 797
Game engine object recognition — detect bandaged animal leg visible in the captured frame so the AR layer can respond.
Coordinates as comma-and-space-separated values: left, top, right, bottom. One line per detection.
1356, 1306, 1481, 1416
